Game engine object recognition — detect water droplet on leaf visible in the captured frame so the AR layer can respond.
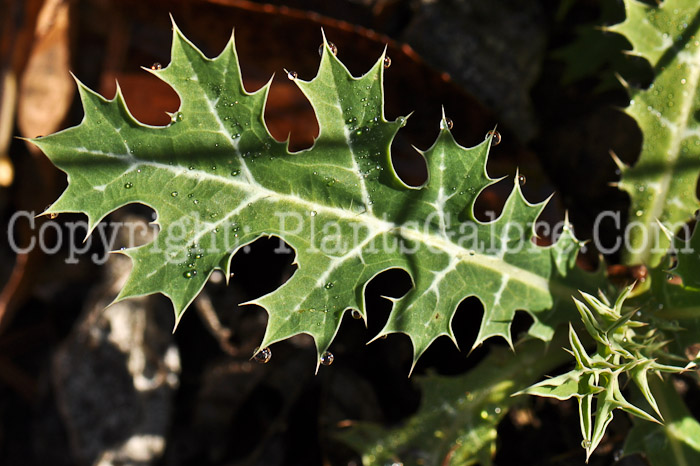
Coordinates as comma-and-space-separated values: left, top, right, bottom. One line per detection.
351, 310, 362, 320
518, 175, 526, 186
383, 56, 391, 68
124, 182, 133, 189
287, 70, 298, 80
324, 282, 334, 289
440, 118, 453, 130
319, 41, 337, 56
183, 270, 197, 279
320, 351, 334, 366
254, 347, 272, 364
486, 130, 501, 146
151, 62, 162, 70
171, 191, 178, 197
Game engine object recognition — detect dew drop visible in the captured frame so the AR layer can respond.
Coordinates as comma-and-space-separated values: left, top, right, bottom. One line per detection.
171, 191, 178, 197
440, 118, 453, 130
151, 62, 162, 70
183, 270, 197, 279
320, 351, 334, 366
383, 56, 391, 69
517, 175, 526, 186
287, 70, 298, 80
254, 347, 272, 364
49, 212, 58, 219
581, 440, 592, 449
480, 410, 489, 420
175, 112, 184, 122
193, 199, 199, 205
231, 169, 240, 176
124, 182, 133, 189
635, 210, 643, 217
351, 309, 362, 320
486, 130, 502, 146
319, 41, 338, 56
324, 282, 334, 289
310, 210, 318, 217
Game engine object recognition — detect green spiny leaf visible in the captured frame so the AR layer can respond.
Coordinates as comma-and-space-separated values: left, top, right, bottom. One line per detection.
609, 0, 700, 266
630, 360, 663, 419
35, 20, 598, 369
522, 287, 688, 460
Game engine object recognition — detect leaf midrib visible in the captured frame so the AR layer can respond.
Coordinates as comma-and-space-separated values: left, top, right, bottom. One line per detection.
79, 145, 558, 297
